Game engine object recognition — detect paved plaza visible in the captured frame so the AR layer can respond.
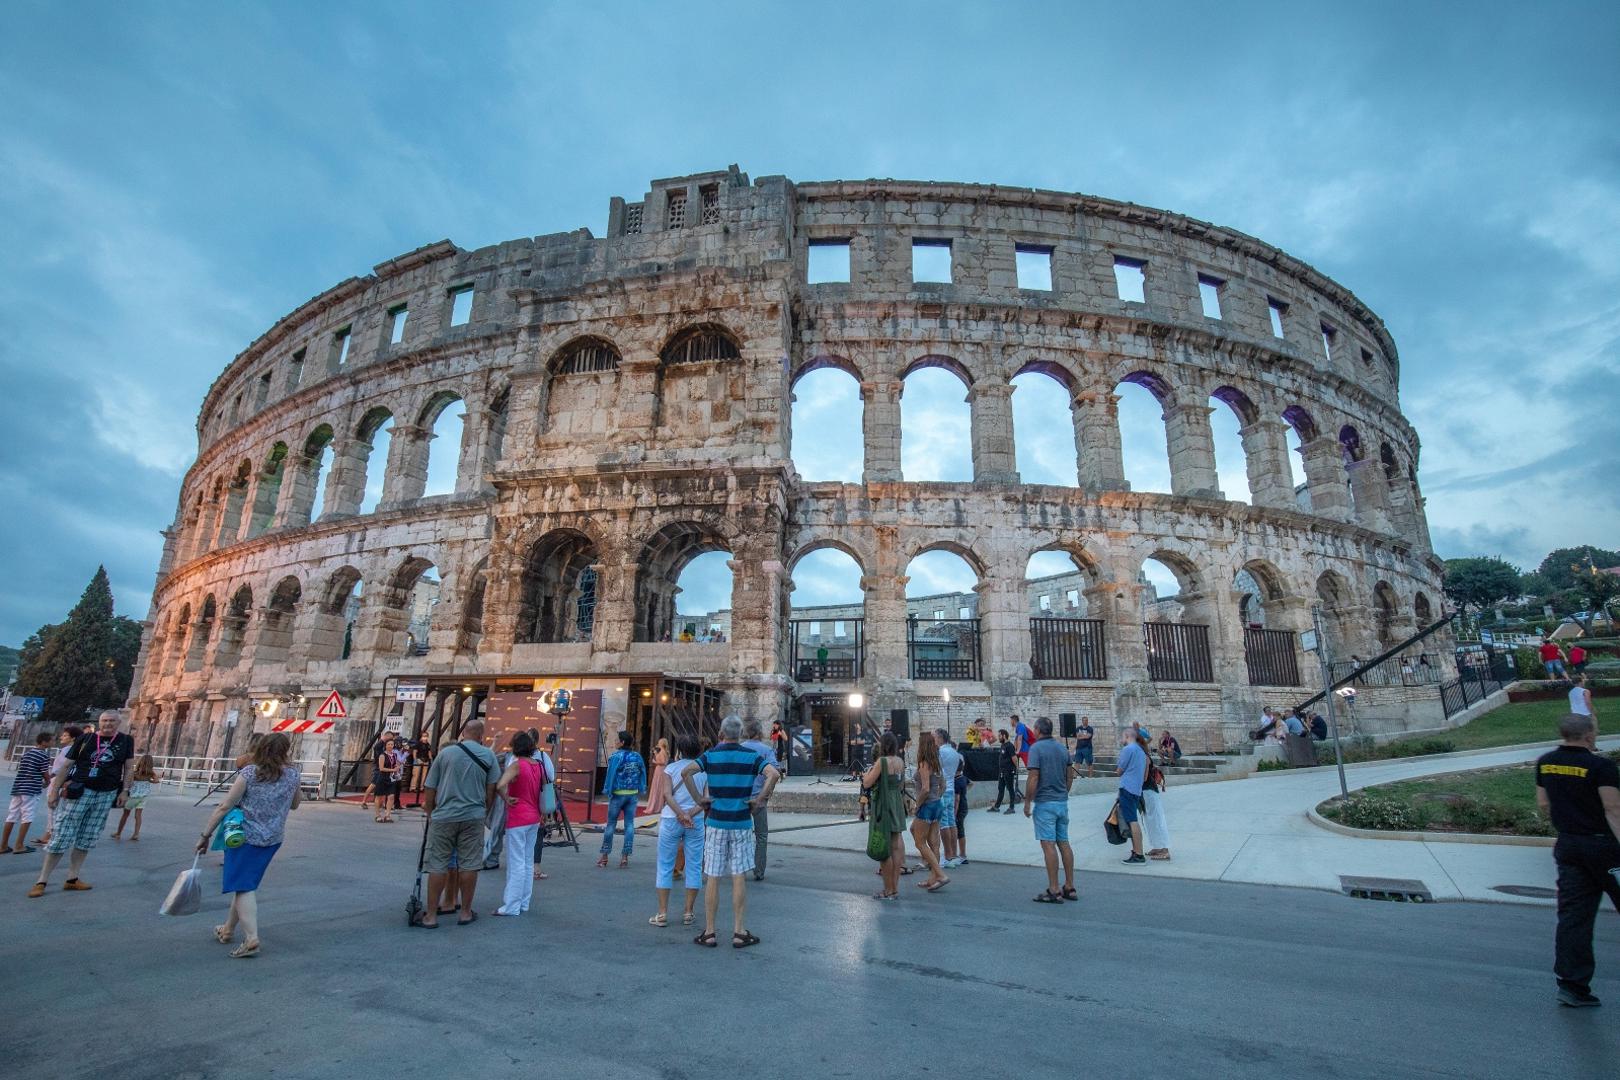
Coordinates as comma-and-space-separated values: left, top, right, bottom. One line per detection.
0, 781, 1615, 1080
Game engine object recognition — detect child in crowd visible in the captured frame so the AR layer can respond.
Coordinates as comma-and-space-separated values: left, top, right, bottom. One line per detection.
2, 731, 56, 853
113, 753, 159, 840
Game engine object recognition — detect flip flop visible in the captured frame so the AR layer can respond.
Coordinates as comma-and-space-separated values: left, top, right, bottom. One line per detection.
411, 916, 439, 929
732, 931, 761, 949
457, 911, 478, 926
925, 879, 950, 892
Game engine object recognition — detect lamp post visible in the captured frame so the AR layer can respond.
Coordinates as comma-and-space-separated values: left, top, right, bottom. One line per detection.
847, 692, 865, 776
942, 686, 951, 733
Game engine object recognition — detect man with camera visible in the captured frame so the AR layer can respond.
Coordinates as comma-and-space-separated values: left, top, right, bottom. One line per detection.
28, 711, 134, 898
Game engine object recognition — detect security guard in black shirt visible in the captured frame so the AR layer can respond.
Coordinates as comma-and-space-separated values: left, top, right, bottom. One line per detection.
1535, 712, 1620, 1007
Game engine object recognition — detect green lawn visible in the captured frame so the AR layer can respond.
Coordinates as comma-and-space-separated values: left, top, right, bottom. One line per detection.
1319, 697, 1597, 765
1318, 751, 1620, 837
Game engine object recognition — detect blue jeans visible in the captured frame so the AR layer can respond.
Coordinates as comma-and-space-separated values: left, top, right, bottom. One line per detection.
656, 814, 705, 890
600, 793, 637, 855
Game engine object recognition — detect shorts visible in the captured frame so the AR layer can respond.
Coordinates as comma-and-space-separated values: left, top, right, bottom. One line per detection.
1073, 744, 1094, 765
1116, 789, 1143, 826
425, 818, 484, 873
915, 799, 943, 823
6, 793, 40, 824
701, 825, 756, 878
939, 797, 957, 830
1033, 801, 1069, 843
1545, 659, 1567, 676
123, 793, 149, 810
47, 788, 118, 854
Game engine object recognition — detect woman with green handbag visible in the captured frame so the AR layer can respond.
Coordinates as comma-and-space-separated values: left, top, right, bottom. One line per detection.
861, 732, 908, 901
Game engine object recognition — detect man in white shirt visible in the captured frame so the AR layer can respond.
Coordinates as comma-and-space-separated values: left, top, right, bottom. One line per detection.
935, 729, 965, 868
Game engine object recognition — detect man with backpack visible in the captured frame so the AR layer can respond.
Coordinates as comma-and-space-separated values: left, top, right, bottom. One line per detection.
598, 730, 647, 868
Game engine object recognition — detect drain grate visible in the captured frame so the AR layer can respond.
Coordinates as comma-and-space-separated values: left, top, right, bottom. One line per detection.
1491, 884, 1556, 899
1340, 875, 1433, 903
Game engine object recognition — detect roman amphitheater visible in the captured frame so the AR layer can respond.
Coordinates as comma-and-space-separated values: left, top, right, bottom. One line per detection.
128, 165, 1451, 783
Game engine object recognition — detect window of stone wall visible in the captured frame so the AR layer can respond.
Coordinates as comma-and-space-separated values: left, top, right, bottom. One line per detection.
912, 239, 952, 284
255, 370, 272, 410
1267, 297, 1287, 338
448, 284, 474, 327
1015, 245, 1053, 291
388, 304, 409, 345
1113, 257, 1147, 303
288, 348, 305, 391
667, 190, 687, 229
1320, 321, 1338, 362
661, 326, 740, 365
623, 204, 643, 235
1198, 274, 1224, 319
555, 338, 622, 374
808, 239, 851, 284
334, 326, 352, 367
700, 184, 720, 225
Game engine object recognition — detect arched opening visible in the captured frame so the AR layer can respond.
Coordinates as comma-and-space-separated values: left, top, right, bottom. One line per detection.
1338, 423, 1364, 516
1315, 570, 1356, 663
1236, 561, 1301, 686
901, 362, 973, 482
216, 461, 252, 544
1010, 366, 1078, 486
635, 523, 733, 643
381, 558, 440, 657
655, 325, 743, 431
247, 444, 288, 537
215, 585, 254, 667
357, 408, 394, 515
790, 364, 863, 482
661, 324, 741, 365
458, 558, 488, 654
1116, 373, 1173, 493
546, 338, 621, 437
787, 544, 866, 682
1414, 591, 1434, 627
1281, 405, 1318, 509
483, 386, 509, 470
1209, 387, 1257, 504
420, 394, 465, 497
1373, 580, 1400, 649
168, 603, 191, 676
302, 425, 336, 524
1140, 554, 1213, 683
905, 547, 983, 680
516, 531, 600, 644
254, 576, 301, 667
316, 567, 363, 662
185, 594, 217, 672
1026, 547, 1103, 680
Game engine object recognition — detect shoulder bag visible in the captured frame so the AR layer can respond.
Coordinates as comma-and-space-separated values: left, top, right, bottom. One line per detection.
866, 759, 892, 862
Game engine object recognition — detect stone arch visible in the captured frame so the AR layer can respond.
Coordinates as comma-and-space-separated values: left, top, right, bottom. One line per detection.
215, 459, 253, 545
634, 520, 735, 642
899, 353, 976, 387
787, 536, 871, 578
1115, 370, 1176, 493
1281, 404, 1319, 443
1373, 579, 1400, 647
376, 555, 440, 656
660, 323, 742, 365
419, 392, 466, 498
516, 529, 601, 644
168, 601, 193, 676
321, 566, 364, 615
1010, 366, 1079, 486
900, 359, 974, 482
790, 361, 863, 483
905, 538, 989, 582
792, 352, 864, 385
482, 383, 510, 471
1315, 569, 1357, 659
550, 335, 622, 375
1211, 385, 1260, 426
295, 423, 337, 525
1235, 559, 1288, 628
1012, 355, 1080, 392
185, 593, 218, 671
311, 565, 363, 662
1024, 544, 1101, 617
1338, 424, 1365, 463
246, 443, 288, 538
458, 556, 489, 653
355, 406, 395, 515
253, 575, 302, 668
1413, 590, 1434, 626
216, 583, 254, 667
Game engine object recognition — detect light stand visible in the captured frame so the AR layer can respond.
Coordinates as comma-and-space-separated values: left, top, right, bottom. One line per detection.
943, 687, 952, 734
1310, 606, 1350, 800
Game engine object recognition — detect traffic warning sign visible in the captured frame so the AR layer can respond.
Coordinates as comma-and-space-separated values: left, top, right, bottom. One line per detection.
315, 691, 348, 720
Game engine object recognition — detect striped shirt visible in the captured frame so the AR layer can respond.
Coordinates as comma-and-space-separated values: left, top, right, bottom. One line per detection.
698, 742, 766, 830
10, 747, 52, 798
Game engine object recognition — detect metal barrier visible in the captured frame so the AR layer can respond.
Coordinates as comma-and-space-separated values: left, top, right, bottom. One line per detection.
1329, 652, 1443, 687
150, 755, 326, 797
1030, 618, 1107, 680
1143, 621, 1214, 683
1244, 627, 1301, 687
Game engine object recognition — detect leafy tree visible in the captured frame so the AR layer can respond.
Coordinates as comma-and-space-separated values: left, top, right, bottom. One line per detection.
109, 616, 144, 702
1537, 546, 1620, 592
1442, 557, 1522, 617
12, 567, 123, 726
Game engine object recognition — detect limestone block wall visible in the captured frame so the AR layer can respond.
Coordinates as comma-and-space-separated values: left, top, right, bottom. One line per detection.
130, 167, 1447, 774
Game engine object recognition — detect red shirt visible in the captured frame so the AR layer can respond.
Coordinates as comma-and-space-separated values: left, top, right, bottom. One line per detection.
1570, 646, 1586, 663
1539, 642, 1560, 661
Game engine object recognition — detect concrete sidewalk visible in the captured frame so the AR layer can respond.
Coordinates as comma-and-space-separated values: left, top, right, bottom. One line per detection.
769, 737, 1620, 905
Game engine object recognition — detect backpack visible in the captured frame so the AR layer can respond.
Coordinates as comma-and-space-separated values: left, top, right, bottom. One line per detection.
614, 752, 645, 793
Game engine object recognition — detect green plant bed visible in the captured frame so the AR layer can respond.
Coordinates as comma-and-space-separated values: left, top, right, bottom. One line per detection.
1318, 752, 1620, 837
1305, 697, 1601, 767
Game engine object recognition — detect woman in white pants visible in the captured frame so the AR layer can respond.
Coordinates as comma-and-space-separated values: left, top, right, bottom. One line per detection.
492, 731, 545, 916
1138, 732, 1172, 861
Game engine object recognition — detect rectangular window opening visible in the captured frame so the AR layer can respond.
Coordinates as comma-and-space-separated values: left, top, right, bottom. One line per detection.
255, 371, 272, 408
288, 348, 305, 390
1016, 245, 1053, 291
667, 190, 687, 229
1066, 589, 1080, 608
958, 605, 971, 621
389, 305, 408, 345
1267, 298, 1287, 338
449, 285, 474, 327
699, 184, 720, 225
808, 621, 821, 637
1198, 274, 1224, 319
1038, 594, 1051, 611
1360, 346, 1375, 366
1113, 256, 1146, 303
335, 326, 352, 367
932, 609, 945, 622
1321, 322, 1337, 362
807, 239, 851, 284
833, 620, 846, 637
912, 239, 953, 284
623, 204, 643, 235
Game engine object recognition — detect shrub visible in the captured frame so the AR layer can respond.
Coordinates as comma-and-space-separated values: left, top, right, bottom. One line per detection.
1333, 795, 1423, 831
1445, 797, 1552, 837
1256, 758, 1291, 772
1514, 646, 1546, 680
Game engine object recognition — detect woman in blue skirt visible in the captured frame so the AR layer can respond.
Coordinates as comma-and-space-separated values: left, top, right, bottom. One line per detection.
197, 733, 301, 958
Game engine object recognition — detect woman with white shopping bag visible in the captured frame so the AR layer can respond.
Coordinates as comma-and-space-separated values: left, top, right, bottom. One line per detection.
195, 733, 301, 958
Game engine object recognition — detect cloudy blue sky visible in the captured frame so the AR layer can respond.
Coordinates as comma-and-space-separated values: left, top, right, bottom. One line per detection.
1, 1, 1616, 639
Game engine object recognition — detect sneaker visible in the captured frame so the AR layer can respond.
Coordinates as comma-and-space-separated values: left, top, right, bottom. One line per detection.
941, 858, 962, 869
1122, 853, 1147, 865
1557, 987, 1602, 1008
62, 878, 92, 891
1002, 808, 1015, 815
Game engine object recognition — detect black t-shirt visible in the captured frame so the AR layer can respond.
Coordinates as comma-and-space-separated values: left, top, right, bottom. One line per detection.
67, 732, 135, 793
1536, 745, 1619, 839
999, 741, 1018, 775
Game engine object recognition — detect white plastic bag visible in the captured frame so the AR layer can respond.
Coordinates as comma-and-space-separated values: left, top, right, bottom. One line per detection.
159, 854, 202, 916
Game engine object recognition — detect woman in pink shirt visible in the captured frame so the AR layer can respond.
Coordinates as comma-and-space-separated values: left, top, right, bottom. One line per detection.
493, 731, 545, 916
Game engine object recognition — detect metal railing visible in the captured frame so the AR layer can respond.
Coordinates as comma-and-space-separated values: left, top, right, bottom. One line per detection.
1030, 618, 1107, 680
1328, 652, 1443, 687
1143, 622, 1214, 683
907, 618, 982, 681
789, 618, 864, 683
1244, 627, 1301, 687
150, 755, 326, 797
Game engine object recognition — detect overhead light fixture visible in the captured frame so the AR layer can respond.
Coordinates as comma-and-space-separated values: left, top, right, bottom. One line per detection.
847, 692, 865, 709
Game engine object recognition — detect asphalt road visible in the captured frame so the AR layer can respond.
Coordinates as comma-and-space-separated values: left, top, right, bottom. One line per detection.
0, 792, 1614, 1080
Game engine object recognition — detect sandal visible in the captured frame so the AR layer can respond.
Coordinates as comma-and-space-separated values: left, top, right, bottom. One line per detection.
457, 911, 478, 926
1061, 886, 1079, 901
732, 931, 761, 949
693, 931, 717, 948
213, 925, 233, 944
925, 878, 950, 893
682, 912, 695, 925
230, 941, 260, 959
649, 913, 668, 927
619, 856, 630, 869
596, 854, 610, 868
873, 891, 897, 901
1033, 890, 1064, 904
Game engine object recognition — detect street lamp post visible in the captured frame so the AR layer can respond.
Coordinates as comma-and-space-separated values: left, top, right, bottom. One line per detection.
942, 686, 951, 733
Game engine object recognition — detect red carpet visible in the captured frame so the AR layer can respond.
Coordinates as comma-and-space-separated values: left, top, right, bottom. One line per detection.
334, 791, 631, 824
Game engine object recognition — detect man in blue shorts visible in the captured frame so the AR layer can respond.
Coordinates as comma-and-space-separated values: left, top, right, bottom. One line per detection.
1116, 727, 1149, 865
1072, 716, 1095, 778
1024, 718, 1077, 903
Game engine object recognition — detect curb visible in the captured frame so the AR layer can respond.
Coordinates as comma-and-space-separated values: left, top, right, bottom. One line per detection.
1305, 807, 1554, 848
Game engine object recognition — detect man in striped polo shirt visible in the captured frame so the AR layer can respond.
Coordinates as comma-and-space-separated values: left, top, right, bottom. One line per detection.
689, 715, 779, 948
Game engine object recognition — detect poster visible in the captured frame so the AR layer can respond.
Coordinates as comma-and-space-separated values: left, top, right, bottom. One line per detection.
484, 688, 603, 803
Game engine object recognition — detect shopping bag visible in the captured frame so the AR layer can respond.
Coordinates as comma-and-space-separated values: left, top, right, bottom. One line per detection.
866, 819, 890, 862
1103, 802, 1128, 846
159, 854, 203, 916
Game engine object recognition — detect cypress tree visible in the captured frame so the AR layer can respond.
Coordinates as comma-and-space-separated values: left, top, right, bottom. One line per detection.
13, 566, 122, 726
